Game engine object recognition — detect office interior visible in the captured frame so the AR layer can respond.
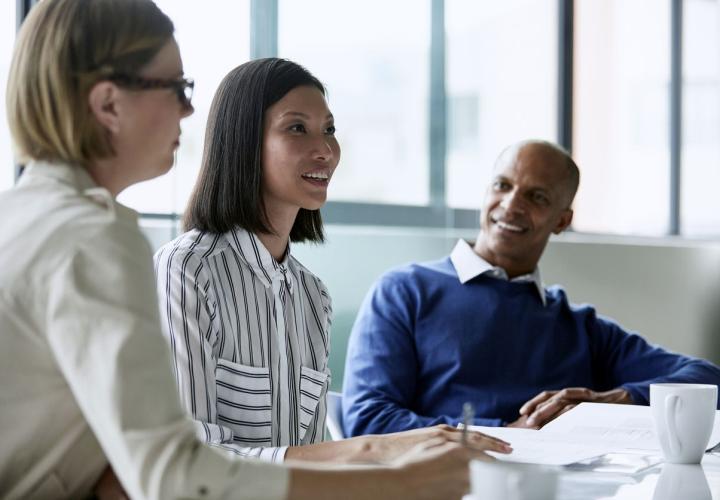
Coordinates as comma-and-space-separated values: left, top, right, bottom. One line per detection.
3, 0, 720, 391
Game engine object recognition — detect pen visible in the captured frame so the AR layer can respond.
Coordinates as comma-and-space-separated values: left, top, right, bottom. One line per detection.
462, 402, 474, 446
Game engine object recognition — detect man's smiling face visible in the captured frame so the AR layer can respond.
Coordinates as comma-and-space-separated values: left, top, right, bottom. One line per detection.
475, 142, 576, 277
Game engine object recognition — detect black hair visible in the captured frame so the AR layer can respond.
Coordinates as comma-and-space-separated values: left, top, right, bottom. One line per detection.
183, 58, 326, 243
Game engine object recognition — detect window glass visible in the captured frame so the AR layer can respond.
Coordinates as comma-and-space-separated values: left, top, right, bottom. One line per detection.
0, 3, 16, 191
118, 0, 250, 214
681, 0, 720, 236
446, 0, 558, 209
573, 0, 670, 235
279, 0, 431, 205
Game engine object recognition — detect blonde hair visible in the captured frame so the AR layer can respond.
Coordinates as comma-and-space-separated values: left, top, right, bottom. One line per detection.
7, 0, 174, 166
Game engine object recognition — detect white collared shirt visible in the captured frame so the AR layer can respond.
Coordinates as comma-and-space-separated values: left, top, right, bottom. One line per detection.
154, 228, 331, 463
449, 239, 546, 305
0, 162, 288, 500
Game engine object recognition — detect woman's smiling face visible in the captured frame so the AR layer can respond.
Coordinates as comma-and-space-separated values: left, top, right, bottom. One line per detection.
261, 85, 340, 215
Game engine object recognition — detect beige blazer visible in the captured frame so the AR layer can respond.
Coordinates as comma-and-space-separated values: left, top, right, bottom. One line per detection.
0, 162, 288, 499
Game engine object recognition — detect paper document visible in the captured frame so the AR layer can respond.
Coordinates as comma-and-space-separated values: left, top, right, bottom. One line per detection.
465, 402, 720, 467
466, 425, 613, 466
541, 402, 720, 453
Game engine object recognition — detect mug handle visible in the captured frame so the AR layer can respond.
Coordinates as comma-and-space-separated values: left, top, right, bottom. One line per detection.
665, 394, 683, 456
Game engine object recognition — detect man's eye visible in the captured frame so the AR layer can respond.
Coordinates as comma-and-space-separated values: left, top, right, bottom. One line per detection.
533, 193, 549, 204
289, 124, 306, 133
325, 125, 336, 135
494, 181, 509, 190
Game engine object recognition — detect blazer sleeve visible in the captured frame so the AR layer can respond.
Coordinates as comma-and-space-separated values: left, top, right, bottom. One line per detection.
46, 222, 288, 499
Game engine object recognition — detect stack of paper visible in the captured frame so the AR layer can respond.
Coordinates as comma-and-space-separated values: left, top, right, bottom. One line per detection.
464, 424, 616, 466
542, 403, 720, 452
465, 403, 720, 467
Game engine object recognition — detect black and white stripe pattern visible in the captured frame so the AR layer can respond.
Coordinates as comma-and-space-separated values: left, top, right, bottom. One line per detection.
154, 228, 331, 462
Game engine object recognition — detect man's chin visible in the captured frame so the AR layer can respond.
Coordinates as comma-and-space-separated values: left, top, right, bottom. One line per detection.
486, 236, 528, 258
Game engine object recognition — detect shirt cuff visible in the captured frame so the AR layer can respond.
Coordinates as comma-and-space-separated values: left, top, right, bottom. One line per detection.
259, 446, 288, 463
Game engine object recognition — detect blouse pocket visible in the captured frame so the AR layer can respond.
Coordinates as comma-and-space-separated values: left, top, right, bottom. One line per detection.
215, 359, 272, 446
298, 365, 329, 442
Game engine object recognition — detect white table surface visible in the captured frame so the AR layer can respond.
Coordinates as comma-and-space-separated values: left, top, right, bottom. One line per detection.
556, 453, 720, 500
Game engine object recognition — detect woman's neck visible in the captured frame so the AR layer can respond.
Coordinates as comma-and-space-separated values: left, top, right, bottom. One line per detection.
85, 157, 133, 197
256, 232, 290, 262
257, 203, 299, 262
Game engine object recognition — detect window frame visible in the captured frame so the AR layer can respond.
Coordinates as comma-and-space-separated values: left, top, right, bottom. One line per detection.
15, 0, 690, 235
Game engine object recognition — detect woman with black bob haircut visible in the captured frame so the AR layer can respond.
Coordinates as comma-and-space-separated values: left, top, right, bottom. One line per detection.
1, 1, 503, 498
183, 58, 326, 243
155, 58, 509, 465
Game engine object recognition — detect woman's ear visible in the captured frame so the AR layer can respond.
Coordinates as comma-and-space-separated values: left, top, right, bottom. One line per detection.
88, 81, 121, 134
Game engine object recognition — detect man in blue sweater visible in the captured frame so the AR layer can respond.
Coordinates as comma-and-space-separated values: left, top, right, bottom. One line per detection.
342, 140, 720, 435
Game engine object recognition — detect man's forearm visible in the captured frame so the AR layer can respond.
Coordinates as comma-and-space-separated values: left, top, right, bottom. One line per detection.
622, 360, 720, 405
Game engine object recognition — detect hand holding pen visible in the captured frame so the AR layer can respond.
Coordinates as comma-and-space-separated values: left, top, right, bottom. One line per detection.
462, 402, 475, 446
459, 402, 512, 456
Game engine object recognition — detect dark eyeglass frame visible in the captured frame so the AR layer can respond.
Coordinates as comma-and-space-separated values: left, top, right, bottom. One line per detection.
108, 73, 194, 107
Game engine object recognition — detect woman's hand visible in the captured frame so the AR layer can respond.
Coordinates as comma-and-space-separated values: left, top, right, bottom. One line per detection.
390, 437, 496, 499
287, 436, 507, 500
93, 466, 129, 500
367, 424, 511, 463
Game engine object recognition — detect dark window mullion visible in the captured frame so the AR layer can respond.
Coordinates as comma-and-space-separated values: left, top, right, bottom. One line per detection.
670, 0, 682, 235
429, 0, 446, 210
14, 0, 38, 182
251, 0, 278, 59
142, 203, 481, 229
16, 0, 37, 30
557, 0, 573, 152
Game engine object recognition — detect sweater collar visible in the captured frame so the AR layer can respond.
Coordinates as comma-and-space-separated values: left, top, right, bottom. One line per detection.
449, 239, 546, 306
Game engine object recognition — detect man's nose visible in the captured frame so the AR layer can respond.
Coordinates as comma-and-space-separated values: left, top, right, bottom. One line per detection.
500, 190, 525, 214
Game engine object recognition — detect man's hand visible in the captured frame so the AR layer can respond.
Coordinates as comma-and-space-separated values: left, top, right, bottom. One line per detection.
505, 413, 541, 429
507, 387, 633, 429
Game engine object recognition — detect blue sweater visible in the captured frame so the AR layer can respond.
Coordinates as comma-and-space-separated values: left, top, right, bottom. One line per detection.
342, 257, 720, 435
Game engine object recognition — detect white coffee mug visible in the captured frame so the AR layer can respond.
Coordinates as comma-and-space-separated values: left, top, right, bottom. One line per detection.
650, 383, 717, 464
469, 460, 557, 500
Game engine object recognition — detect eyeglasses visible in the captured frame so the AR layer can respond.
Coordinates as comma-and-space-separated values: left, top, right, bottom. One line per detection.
108, 73, 194, 108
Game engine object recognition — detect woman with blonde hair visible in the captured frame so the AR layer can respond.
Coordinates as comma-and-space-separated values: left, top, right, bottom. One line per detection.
0, 0, 505, 499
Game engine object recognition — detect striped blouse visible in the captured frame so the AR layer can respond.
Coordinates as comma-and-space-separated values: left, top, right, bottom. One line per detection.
154, 228, 332, 463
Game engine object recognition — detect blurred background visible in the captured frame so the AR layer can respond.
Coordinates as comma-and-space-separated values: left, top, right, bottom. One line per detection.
5, 0, 720, 387
4, 0, 720, 236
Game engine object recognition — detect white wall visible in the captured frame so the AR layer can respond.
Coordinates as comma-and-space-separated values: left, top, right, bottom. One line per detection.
542, 234, 720, 363
143, 223, 720, 390
292, 227, 720, 389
